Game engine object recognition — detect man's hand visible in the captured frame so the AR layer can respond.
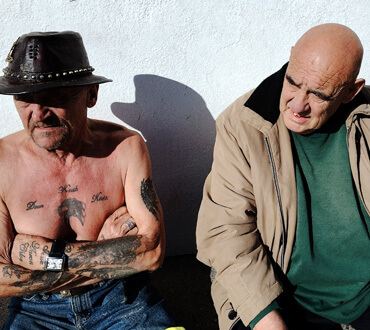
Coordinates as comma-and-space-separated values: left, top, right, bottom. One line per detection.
97, 206, 137, 241
254, 310, 288, 330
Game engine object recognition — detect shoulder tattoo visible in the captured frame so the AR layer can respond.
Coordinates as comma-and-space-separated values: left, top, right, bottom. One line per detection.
140, 178, 160, 221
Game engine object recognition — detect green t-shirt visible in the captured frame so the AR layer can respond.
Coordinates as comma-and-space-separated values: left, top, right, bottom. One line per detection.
288, 118, 370, 323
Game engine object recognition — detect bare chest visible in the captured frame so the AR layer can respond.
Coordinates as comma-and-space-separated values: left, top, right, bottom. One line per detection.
5, 157, 125, 241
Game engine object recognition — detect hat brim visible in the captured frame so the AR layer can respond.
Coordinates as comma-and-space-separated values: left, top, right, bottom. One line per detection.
0, 74, 112, 95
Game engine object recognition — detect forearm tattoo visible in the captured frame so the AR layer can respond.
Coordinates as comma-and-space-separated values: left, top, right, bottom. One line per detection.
140, 178, 160, 221
68, 236, 142, 279
40, 245, 50, 266
3, 265, 29, 279
19, 243, 29, 262
76, 267, 138, 279
58, 198, 86, 226
3, 265, 71, 295
18, 241, 43, 266
29, 241, 40, 265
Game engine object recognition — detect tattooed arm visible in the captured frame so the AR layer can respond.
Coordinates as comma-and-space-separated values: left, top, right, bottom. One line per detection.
12, 134, 165, 280
0, 197, 90, 297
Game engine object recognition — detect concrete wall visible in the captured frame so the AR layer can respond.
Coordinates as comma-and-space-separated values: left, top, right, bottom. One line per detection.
0, 0, 369, 255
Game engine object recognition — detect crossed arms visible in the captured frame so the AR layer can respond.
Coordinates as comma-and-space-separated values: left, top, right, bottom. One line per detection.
0, 135, 165, 297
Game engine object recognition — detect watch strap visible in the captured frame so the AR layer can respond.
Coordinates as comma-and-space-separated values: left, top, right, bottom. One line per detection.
49, 240, 66, 258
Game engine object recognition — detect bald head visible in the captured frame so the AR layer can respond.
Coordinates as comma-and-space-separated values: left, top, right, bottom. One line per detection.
293, 23, 363, 82
280, 24, 365, 134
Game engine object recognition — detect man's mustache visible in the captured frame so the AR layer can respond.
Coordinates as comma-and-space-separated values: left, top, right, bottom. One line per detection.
30, 117, 63, 130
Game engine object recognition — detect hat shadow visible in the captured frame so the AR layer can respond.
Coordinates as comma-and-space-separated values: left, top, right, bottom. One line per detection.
111, 75, 215, 255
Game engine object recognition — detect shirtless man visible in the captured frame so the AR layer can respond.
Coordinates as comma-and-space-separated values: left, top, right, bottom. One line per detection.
0, 31, 175, 329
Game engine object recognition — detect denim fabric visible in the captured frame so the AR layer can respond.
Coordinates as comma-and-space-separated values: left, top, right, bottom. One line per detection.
3, 273, 176, 330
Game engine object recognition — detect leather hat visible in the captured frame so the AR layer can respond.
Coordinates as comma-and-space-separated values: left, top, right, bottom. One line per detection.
0, 31, 112, 95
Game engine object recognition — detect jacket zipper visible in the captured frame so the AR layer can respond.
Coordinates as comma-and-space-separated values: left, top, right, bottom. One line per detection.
228, 137, 287, 330
264, 137, 286, 269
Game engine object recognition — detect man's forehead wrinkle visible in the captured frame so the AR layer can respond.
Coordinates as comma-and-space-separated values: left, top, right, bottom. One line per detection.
289, 55, 331, 90
289, 42, 354, 98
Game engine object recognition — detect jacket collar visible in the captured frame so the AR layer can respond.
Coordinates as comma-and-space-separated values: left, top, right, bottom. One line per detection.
244, 63, 287, 124
244, 62, 370, 125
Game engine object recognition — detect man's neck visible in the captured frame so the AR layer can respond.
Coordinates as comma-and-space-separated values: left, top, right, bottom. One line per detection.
31, 121, 93, 165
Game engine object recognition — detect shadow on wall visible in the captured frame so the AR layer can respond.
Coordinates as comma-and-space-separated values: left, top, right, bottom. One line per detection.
111, 75, 216, 256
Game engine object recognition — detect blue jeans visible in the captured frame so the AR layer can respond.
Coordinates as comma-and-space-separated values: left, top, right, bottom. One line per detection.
3, 273, 176, 329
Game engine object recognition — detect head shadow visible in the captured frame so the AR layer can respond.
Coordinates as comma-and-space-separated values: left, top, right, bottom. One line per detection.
111, 75, 215, 255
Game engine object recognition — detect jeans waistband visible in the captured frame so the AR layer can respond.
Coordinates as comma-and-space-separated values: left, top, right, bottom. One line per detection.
49, 282, 102, 298
46, 272, 150, 298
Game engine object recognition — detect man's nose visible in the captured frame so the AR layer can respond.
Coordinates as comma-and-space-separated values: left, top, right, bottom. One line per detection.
288, 92, 309, 113
31, 104, 49, 122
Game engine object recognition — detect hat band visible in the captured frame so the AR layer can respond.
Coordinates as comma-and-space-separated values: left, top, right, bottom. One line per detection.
2, 66, 95, 82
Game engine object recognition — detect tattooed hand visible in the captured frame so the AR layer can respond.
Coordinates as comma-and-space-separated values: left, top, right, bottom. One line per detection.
11, 234, 52, 271
98, 206, 137, 241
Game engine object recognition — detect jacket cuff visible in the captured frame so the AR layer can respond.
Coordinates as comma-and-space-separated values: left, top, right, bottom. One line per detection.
249, 299, 280, 329
235, 280, 282, 326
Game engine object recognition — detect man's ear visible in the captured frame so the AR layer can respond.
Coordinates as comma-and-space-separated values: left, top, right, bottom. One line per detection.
342, 78, 365, 104
86, 85, 99, 108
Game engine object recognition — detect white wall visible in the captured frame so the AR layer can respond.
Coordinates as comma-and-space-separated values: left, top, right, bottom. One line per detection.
0, 0, 369, 255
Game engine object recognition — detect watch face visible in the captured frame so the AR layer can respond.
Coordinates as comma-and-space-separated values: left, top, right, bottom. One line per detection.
45, 257, 64, 271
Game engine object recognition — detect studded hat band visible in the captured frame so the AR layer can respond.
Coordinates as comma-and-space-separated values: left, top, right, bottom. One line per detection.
2, 66, 95, 82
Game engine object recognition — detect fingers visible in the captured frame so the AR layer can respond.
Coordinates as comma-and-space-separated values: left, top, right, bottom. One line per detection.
119, 218, 137, 235
108, 206, 129, 220
125, 220, 136, 231
98, 216, 137, 241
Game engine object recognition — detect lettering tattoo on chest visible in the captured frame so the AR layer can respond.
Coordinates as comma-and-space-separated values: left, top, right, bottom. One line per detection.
140, 178, 160, 221
91, 192, 108, 203
26, 201, 44, 211
58, 198, 86, 226
58, 184, 78, 194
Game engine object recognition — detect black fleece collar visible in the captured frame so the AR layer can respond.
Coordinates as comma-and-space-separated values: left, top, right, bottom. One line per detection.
244, 62, 369, 125
244, 63, 288, 124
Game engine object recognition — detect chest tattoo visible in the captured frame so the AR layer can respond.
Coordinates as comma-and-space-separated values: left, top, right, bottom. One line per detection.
91, 192, 108, 203
58, 184, 79, 194
26, 201, 44, 211
58, 198, 86, 226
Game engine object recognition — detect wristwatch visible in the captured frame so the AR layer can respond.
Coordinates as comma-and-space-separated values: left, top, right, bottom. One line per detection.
44, 240, 67, 271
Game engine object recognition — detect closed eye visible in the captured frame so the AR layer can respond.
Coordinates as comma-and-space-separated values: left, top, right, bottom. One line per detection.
286, 74, 332, 101
286, 75, 299, 87
311, 91, 332, 101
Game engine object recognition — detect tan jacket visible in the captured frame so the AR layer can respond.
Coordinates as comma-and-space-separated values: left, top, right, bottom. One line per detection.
196, 64, 370, 329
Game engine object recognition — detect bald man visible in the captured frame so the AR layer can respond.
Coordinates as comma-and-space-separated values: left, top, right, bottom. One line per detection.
197, 24, 370, 330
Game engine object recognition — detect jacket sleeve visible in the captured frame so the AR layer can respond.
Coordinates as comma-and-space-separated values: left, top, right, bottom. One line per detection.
196, 112, 283, 328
